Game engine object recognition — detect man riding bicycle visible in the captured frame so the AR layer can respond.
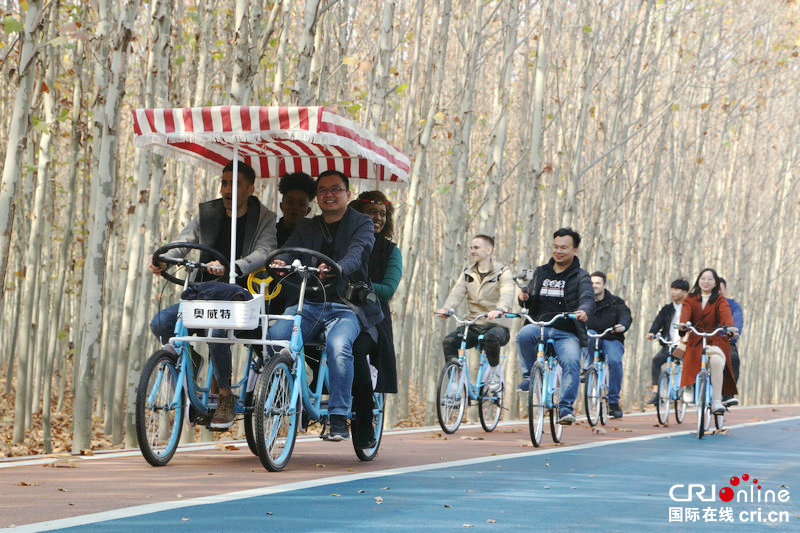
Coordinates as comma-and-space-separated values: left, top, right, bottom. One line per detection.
645, 278, 689, 406
148, 160, 278, 428
516, 227, 594, 425
584, 271, 631, 419
268, 169, 381, 442
436, 234, 515, 392
719, 277, 743, 407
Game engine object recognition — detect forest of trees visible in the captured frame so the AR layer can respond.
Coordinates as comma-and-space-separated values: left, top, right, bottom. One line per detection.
1, 0, 799, 455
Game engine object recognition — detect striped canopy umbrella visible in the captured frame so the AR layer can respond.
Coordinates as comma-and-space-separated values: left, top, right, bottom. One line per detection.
132, 106, 410, 185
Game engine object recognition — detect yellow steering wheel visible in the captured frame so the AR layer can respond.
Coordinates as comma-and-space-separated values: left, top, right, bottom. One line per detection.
246, 267, 283, 300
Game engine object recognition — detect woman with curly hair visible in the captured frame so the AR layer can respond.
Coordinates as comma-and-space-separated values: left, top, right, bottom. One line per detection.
347, 190, 402, 448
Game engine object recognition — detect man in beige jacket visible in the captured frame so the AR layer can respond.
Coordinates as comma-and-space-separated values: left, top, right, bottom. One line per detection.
436, 234, 515, 392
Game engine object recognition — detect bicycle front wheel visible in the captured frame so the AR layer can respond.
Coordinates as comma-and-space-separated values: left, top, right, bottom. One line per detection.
528, 365, 544, 447
353, 392, 386, 461
478, 382, 503, 432
696, 371, 708, 439
656, 370, 671, 425
584, 366, 600, 427
436, 361, 466, 434
136, 349, 184, 467
254, 351, 299, 472
714, 411, 724, 430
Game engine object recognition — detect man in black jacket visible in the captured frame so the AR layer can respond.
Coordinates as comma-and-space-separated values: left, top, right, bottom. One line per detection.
585, 271, 632, 419
644, 278, 689, 405
516, 228, 594, 425
269, 170, 380, 441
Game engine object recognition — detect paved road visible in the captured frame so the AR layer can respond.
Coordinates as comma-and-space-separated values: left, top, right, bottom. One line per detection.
2, 405, 799, 532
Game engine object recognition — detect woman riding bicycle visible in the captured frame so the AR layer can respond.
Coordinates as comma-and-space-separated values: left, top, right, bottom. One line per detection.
677, 268, 738, 415
348, 190, 401, 448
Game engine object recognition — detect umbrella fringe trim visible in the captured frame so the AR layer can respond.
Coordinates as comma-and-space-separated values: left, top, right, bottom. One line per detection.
135, 130, 409, 182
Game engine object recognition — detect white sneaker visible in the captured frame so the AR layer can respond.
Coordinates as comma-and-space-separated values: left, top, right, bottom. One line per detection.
486, 366, 502, 393
712, 400, 725, 415
682, 385, 694, 404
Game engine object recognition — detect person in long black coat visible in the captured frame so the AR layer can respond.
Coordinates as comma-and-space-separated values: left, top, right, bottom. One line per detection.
349, 190, 402, 448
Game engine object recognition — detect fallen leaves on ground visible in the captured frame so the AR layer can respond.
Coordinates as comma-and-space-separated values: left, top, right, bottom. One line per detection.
17, 481, 39, 486
592, 427, 607, 435
460, 436, 484, 441
374, 496, 383, 504
46, 458, 77, 468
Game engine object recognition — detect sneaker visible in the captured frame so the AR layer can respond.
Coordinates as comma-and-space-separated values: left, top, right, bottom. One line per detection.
609, 403, 623, 419
645, 393, 658, 405
327, 415, 350, 441
722, 396, 739, 407
682, 385, 694, 404
559, 412, 575, 425
517, 379, 530, 393
210, 390, 235, 429
353, 416, 377, 449
712, 400, 725, 415
486, 367, 502, 393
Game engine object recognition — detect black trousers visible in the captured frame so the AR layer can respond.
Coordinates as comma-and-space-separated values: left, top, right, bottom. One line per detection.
730, 343, 740, 383
351, 332, 376, 421
442, 324, 510, 367
651, 345, 671, 385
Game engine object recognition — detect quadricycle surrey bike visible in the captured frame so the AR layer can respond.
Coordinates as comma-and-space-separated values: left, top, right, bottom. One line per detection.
132, 105, 410, 471
435, 311, 507, 434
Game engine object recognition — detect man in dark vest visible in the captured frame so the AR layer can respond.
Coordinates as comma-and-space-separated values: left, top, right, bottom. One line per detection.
149, 160, 277, 428
269, 169, 380, 442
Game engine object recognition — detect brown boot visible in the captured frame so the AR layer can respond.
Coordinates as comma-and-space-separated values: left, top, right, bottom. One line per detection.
210, 389, 234, 429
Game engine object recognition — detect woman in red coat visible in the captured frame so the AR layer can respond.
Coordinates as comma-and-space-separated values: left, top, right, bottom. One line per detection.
678, 268, 739, 414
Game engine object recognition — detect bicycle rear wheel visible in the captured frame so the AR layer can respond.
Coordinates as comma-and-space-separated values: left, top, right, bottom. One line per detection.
656, 370, 671, 425
353, 392, 385, 461
696, 371, 708, 439
254, 351, 299, 471
136, 350, 184, 467
436, 361, 466, 434
584, 366, 600, 427
478, 383, 503, 432
528, 365, 544, 447
674, 388, 687, 424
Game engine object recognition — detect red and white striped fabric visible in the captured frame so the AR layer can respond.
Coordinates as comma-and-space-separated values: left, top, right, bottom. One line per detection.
132, 106, 410, 184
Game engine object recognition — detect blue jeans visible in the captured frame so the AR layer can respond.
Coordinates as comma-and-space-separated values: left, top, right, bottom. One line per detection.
600, 338, 624, 405
581, 334, 624, 404
516, 325, 581, 416
150, 303, 233, 389
268, 301, 361, 416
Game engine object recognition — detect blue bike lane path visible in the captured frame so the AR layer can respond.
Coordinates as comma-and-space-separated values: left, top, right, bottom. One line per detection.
13, 414, 800, 533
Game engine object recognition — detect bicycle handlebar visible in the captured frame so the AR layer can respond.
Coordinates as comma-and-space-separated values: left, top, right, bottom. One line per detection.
505, 311, 577, 326
587, 326, 617, 338
655, 333, 679, 346
435, 310, 488, 325
675, 322, 731, 337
